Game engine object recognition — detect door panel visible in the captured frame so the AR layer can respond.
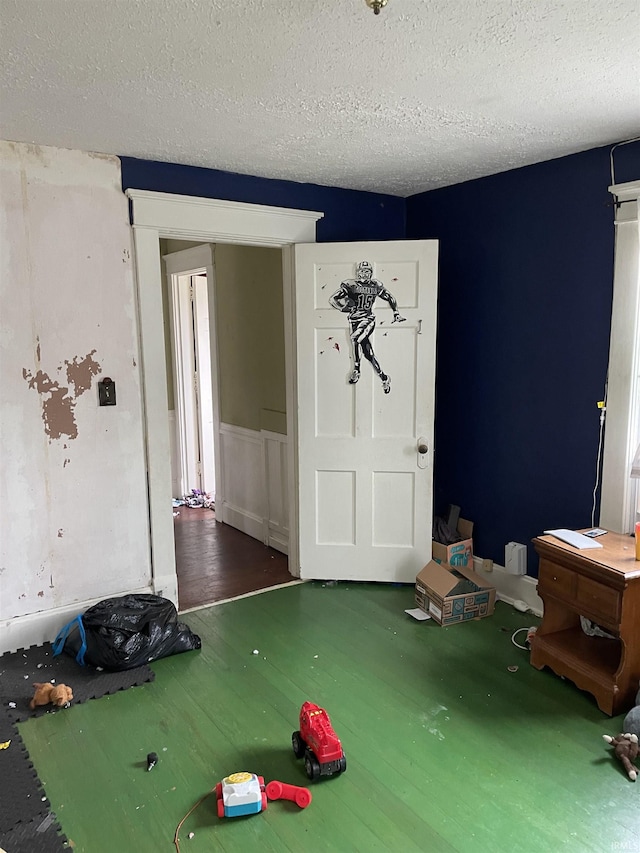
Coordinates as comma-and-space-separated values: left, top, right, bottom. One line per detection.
295, 240, 438, 582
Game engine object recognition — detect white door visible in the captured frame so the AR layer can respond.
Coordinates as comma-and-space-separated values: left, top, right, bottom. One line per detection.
294, 240, 438, 582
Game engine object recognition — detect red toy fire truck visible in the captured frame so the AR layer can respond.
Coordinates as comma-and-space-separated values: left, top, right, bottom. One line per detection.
292, 702, 346, 781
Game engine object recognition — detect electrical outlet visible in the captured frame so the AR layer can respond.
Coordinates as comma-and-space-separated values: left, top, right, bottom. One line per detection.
481, 558, 493, 572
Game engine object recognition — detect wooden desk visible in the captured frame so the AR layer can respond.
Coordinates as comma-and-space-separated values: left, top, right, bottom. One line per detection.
530, 530, 640, 715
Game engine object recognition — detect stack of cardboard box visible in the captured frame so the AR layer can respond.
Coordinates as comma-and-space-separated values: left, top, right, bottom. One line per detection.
415, 517, 496, 626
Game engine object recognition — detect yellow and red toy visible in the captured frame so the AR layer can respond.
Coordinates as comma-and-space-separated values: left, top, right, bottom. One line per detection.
214, 773, 312, 818
215, 772, 267, 818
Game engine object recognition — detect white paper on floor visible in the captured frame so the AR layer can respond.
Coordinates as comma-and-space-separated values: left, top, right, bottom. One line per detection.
405, 608, 431, 621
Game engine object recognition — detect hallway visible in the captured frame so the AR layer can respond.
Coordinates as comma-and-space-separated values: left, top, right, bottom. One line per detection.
174, 507, 294, 611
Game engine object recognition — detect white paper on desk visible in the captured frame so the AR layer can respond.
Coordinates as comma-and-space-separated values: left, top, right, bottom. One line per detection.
544, 528, 604, 549
405, 608, 431, 621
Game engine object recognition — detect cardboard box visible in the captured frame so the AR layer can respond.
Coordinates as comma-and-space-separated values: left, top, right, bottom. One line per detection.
432, 518, 473, 568
415, 560, 496, 626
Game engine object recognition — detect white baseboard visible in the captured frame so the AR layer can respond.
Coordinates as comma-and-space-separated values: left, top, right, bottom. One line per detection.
0, 585, 153, 655
267, 531, 289, 554
221, 502, 264, 542
473, 557, 543, 617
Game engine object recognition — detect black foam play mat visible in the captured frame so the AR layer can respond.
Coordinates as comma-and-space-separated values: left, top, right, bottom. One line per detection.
0, 643, 155, 850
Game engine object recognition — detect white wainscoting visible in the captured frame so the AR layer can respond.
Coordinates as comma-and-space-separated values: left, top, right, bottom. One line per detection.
217, 423, 289, 553
262, 430, 289, 554
169, 418, 288, 551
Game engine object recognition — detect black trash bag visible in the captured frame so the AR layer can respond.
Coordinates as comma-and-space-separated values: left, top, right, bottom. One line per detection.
53, 594, 201, 671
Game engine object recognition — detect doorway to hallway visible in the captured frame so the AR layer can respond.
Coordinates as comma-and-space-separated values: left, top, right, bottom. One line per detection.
174, 506, 292, 611
163, 240, 293, 611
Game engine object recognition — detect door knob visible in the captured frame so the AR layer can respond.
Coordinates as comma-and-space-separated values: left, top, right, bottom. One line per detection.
417, 437, 428, 469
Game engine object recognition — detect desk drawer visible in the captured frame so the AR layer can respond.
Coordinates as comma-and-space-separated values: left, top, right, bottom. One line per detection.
538, 561, 576, 600
575, 575, 620, 625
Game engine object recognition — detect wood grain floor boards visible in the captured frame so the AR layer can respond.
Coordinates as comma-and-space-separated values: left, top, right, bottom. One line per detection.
17, 582, 639, 852
174, 508, 293, 610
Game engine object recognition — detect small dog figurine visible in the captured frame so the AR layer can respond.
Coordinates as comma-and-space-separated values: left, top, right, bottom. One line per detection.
603, 733, 639, 781
30, 682, 73, 710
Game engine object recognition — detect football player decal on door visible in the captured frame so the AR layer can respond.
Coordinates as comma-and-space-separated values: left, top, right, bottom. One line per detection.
329, 261, 405, 394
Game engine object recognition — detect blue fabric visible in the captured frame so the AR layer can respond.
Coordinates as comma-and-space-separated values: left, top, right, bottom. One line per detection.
52, 615, 87, 666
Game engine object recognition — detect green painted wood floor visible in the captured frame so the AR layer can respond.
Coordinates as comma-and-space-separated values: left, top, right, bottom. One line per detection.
18, 583, 639, 852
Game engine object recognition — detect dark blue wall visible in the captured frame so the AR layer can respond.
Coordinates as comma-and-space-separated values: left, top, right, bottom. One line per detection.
406, 141, 640, 575
119, 158, 406, 242
120, 143, 639, 576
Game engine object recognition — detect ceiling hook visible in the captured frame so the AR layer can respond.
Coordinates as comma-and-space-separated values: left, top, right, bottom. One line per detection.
365, 0, 389, 14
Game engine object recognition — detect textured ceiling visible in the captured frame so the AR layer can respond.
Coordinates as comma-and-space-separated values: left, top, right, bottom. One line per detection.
1, 0, 639, 197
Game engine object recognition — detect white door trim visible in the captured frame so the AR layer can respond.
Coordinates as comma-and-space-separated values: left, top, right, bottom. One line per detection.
127, 190, 323, 605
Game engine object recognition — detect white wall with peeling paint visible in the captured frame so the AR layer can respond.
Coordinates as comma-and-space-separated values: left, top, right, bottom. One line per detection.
0, 141, 152, 652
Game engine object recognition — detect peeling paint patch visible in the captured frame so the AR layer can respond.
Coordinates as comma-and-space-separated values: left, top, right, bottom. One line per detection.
43, 387, 78, 439
23, 351, 101, 442
65, 350, 101, 397
38, 590, 44, 598
23, 368, 61, 395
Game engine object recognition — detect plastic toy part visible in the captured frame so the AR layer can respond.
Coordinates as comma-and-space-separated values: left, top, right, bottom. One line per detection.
215, 772, 267, 818
266, 780, 312, 808
293, 701, 346, 781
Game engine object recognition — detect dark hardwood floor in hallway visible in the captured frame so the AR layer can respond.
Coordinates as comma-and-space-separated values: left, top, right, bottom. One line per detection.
174, 506, 294, 611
